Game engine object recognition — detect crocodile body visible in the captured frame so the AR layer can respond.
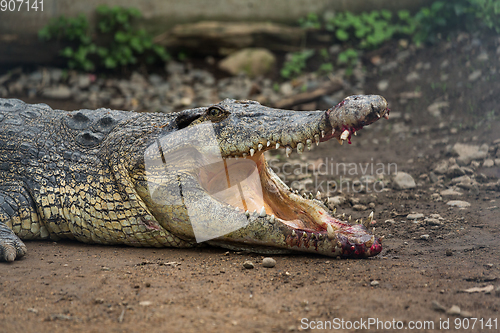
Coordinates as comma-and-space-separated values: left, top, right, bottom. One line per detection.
0, 96, 389, 262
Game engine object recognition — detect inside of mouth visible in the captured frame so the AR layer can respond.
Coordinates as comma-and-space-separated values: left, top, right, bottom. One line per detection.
198, 152, 333, 232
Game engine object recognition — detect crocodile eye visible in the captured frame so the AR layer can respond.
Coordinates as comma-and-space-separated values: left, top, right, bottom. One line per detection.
207, 105, 225, 117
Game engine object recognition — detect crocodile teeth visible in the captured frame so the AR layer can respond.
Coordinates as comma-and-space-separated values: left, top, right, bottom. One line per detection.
314, 134, 320, 146
291, 230, 296, 237
316, 191, 321, 200
259, 206, 266, 217
377, 112, 381, 118
302, 232, 307, 239
384, 113, 390, 120
332, 208, 336, 215
267, 141, 271, 147
332, 128, 335, 135
327, 224, 335, 240
296, 143, 304, 154
364, 211, 374, 228
250, 148, 255, 156
354, 131, 357, 136
270, 214, 275, 223
257, 143, 263, 151
321, 130, 325, 138
285, 146, 292, 157
245, 210, 250, 217
348, 215, 352, 222
276, 143, 280, 149
337, 138, 344, 145
340, 129, 350, 141
365, 235, 375, 248
306, 139, 312, 150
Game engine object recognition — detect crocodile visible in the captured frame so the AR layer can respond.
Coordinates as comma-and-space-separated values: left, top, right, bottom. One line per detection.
0, 95, 389, 262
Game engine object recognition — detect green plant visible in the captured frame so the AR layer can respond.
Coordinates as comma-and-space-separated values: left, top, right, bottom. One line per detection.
280, 49, 315, 79
337, 48, 358, 75
326, 10, 416, 50
39, 5, 169, 71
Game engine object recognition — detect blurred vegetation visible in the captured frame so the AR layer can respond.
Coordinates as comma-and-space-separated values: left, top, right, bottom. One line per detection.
39, 5, 169, 71
281, 0, 500, 79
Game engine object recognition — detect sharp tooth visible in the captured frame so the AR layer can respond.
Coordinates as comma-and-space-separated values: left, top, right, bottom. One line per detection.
377, 112, 381, 118
276, 143, 280, 149
340, 129, 349, 141
258, 143, 263, 151
270, 215, 275, 223
384, 113, 389, 119
235, 207, 240, 211
306, 139, 312, 150
250, 148, 255, 156
311, 233, 316, 240
318, 234, 323, 240
267, 141, 271, 147
302, 232, 307, 239
253, 209, 257, 214
316, 191, 321, 200
332, 208, 336, 215
321, 130, 325, 138
354, 131, 357, 136
296, 142, 304, 154
366, 211, 374, 227
348, 215, 352, 222
379, 236, 384, 243
327, 224, 335, 240
245, 210, 250, 217
337, 138, 343, 145
365, 235, 375, 248
291, 230, 296, 237
314, 134, 320, 145
355, 219, 359, 224
286, 146, 292, 157
259, 206, 266, 217
341, 213, 345, 219
332, 128, 335, 135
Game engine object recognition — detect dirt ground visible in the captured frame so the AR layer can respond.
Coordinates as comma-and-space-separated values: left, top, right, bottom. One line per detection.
1, 33, 500, 333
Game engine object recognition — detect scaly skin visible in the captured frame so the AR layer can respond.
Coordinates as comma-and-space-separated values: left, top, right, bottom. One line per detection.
0, 95, 389, 262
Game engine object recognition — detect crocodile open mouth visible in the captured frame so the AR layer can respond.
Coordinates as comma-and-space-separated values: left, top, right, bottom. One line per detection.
198, 148, 381, 255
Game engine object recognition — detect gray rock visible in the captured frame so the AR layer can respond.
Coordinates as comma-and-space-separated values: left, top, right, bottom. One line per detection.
433, 160, 449, 174
431, 300, 446, 312
452, 143, 488, 165
327, 196, 346, 208
243, 260, 254, 269
446, 305, 461, 316
377, 80, 389, 91
429, 172, 439, 183
447, 200, 471, 208
49, 68, 63, 82
483, 159, 494, 167
77, 75, 91, 89
405, 71, 420, 82
370, 280, 379, 286
262, 257, 276, 268
468, 70, 482, 81
42, 85, 72, 99
353, 204, 368, 211
407, 213, 424, 220
420, 234, 430, 240
166, 61, 185, 75
446, 165, 466, 178
219, 48, 276, 78
440, 188, 462, 196
392, 172, 416, 190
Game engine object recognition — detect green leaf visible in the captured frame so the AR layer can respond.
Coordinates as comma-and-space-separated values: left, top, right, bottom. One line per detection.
104, 57, 117, 68
336, 29, 349, 41
115, 31, 128, 43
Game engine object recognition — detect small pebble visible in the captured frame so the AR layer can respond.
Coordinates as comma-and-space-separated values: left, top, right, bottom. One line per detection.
370, 280, 379, 286
139, 301, 153, 307
262, 257, 276, 268
445, 249, 453, 256
243, 260, 254, 269
420, 234, 430, 240
446, 305, 461, 316
431, 300, 446, 312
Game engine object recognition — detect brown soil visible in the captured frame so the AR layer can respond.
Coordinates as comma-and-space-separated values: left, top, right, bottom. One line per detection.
2, 33, 500, 333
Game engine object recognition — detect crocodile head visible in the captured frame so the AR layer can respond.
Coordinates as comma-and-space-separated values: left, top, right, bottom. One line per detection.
139, 95, 389, 258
